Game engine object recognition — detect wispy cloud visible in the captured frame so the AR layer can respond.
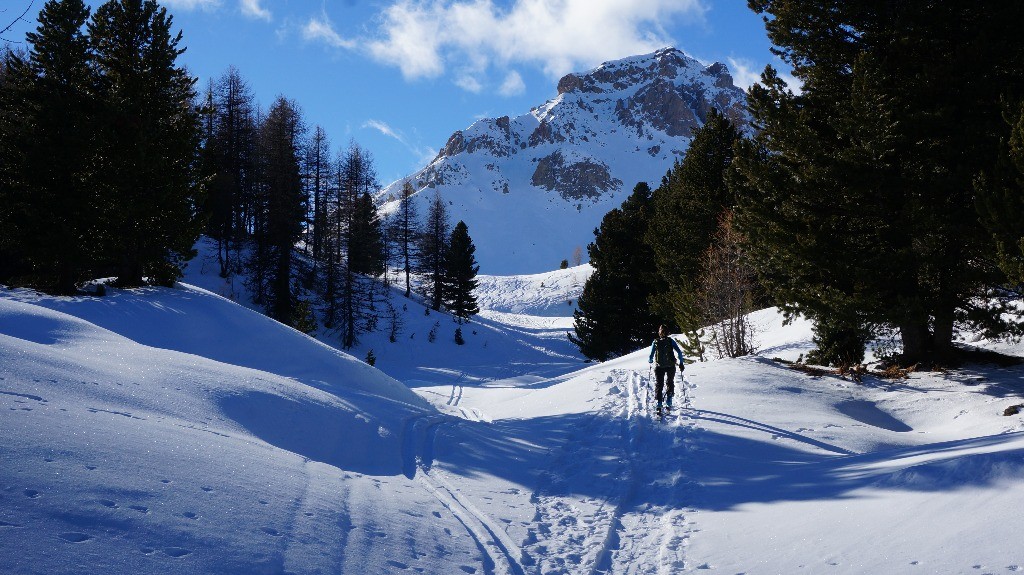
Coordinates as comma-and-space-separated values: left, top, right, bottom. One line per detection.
240, 0, 271, 21
455, 73, 484, 94
363, 120, 438, 168
303, 14, 356, 49
366, 0, 707, 86
498, 70, 525, 97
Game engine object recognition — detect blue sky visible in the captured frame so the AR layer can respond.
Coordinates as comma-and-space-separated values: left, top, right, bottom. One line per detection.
3, 0, 788, 186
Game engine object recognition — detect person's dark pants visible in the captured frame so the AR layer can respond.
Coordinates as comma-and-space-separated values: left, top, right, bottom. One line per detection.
654, 365, 675, 404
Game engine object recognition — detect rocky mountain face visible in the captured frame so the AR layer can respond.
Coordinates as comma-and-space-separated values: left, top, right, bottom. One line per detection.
379, 47, 750, 275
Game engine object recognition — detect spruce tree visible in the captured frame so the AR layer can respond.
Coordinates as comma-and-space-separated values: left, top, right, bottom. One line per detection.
736, 0, 1024, 364
569, 183, 660, 361
89, 0, 203, 287
443, 220, 480, 322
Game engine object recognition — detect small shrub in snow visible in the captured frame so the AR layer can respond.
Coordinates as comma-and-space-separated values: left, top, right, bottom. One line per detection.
365, 349, 376, 366
454, 328, 465, 345
1004, 404, 1023, 416
428, 321, 439, 343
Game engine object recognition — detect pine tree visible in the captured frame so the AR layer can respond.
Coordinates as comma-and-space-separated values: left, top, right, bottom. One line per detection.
977, 99, 1024, 288
443, 220, 480, 322
306, 125, 332, 279
736, 0, 1024, 365
1, 0, 97, 293
89, 0, 203, 287
646, 109, 741, 327
569, 183, 660, 361
396, 180, 419, 298
202, 66, 257, 278
418, 190, 450, 311
248, 96, 306, 325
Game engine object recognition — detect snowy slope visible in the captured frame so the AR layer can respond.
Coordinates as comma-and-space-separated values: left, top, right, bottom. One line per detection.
377, 47, 750, 275
4, 271, 1024, 574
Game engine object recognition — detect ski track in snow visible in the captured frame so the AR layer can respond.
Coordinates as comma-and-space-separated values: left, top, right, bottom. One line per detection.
518, 368, 704, 574
402, 412, 528, 575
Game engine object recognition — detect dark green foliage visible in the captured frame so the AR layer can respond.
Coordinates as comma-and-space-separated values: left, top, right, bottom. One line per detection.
736, 0, 1024, 365
201, 67, 257, 279
89, 0, 204, 287
805, 314, 871, 367
418, 190, 450, 311
977, 99, 1024, 286
443, 220, 480, 322
2, 1, 97, 292
365, 349, 376, 366
247, 96, 306, 324
647, 109, 742, 328
454, 327, 465, 345
560, 259, 569, 270
395, 180, 419, 298
569, 182, 660, 361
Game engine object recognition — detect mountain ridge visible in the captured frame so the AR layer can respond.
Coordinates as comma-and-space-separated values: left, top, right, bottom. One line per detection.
379, 47, 751, 275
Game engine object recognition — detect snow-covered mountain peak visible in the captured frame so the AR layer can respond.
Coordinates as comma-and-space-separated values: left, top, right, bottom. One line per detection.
379, 47, 750, 275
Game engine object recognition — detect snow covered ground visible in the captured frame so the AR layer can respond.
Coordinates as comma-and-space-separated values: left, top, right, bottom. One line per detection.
3, 264, 1024, 574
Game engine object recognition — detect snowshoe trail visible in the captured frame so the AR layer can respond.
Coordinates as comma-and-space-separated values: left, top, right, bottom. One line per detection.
523, 368, 704, 574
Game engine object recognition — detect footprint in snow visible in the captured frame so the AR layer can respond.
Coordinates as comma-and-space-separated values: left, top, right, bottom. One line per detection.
59, 532, 92, 543
182, 512, 198, 520
163, 547, 192, 558
128, 505, 149, 514
98, 499, 118, 508
23, 489, 40, 499
261, 527, 282, 537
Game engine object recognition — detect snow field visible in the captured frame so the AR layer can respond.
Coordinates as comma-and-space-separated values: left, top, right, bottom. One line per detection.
3, 262, 1024, 574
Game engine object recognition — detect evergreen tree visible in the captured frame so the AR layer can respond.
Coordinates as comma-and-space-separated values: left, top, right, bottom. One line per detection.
396, 180, 419, 298
977, 99, 1024, 288
326, 141, 384, 348
418, 190, 450, 311
306, 125, 332, 278
248, 96, 306, 325
443, 220, 480, 322
736, 0, 1024, 364
89, 0, 204, 287
569, 183, 660, 361
646, 109, 742, 327
0, 0, 96, 293
202, 66, 256, 278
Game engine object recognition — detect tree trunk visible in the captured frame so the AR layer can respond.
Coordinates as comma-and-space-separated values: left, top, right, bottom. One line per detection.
931, 307, 956, 361
898, 320, 930, 365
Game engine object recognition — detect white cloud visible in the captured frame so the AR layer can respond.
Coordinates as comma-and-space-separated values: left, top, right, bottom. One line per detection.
366, 0, 707, 83
727, 56, 802, 94
726, 57, 761, 90
498, 70, 525, 97
161, 0, 222, 11
363, 120, 438, 169
364, 120, 404, 142
303, 15, 356, 49
239, 0, 271, 21
455, 73, 484, 93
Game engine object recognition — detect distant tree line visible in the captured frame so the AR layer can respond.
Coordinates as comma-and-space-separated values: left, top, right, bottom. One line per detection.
1, 0, 480, 349
572, 1, 1024, 367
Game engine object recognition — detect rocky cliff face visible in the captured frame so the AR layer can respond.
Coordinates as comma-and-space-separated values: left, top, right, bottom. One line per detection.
379, 47, 750, 275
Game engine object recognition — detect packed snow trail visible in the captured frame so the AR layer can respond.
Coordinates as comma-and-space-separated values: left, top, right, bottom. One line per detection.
515, 368, 703, 574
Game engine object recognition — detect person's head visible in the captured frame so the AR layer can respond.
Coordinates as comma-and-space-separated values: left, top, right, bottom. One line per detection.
658, 324, 667, 338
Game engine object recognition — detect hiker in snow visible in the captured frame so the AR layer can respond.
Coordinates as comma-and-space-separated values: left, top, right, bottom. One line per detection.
648, 325, 685, 410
